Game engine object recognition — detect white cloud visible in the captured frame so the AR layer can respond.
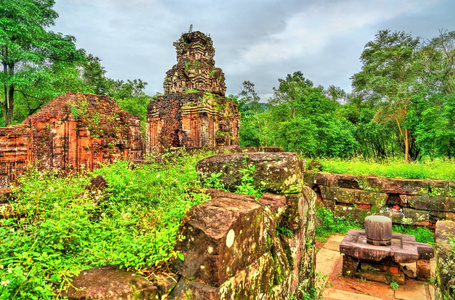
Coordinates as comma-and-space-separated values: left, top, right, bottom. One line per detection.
242, 0, 443, 64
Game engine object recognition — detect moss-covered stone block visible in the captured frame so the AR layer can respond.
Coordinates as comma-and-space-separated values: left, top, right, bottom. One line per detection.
331, 188, 359, 204
429, 180, 448, 197
435, 221, 455, 300
320, 186, 336, 200
334, 205, 372, 221
168, 279, 220, 300
196, 152, 304, 194
61, 266, 158, 300
383, 178, 429, 195
380, 208, 430, 225
172, 196, 267, 287
448, 181, 455, 198
358, 190, 387, 207
357, 176, 387, 192
218, 253, 276, 299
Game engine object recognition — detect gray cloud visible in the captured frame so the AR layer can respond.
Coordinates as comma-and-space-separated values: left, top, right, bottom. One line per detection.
52, 0, 454, 99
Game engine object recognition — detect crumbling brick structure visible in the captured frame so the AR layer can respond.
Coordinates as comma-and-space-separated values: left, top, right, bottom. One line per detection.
0, 92, 143, 187
147, 31, 240, 152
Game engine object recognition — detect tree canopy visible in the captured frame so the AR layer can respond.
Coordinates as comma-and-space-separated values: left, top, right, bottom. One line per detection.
0, 0, 85, 125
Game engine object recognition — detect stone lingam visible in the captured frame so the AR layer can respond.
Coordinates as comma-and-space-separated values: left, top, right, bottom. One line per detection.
340, 215, 434, 284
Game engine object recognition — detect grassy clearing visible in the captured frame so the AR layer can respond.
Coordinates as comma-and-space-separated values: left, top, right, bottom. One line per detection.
0, 150, 214, 299
314, 157, 455, 180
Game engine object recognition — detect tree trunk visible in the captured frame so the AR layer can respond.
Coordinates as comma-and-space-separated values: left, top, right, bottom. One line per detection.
3, 84, 14, 126
405, 128, 409, 163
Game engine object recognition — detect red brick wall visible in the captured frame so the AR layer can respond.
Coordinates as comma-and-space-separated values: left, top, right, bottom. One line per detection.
0, 92, 144, 187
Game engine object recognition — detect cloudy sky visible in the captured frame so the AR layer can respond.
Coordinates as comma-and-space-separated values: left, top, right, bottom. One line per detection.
52, 0, 455, 100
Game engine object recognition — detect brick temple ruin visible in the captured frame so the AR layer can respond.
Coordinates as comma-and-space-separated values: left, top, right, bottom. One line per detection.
0, 92, 143, 187
146, 31, 240, 152
0, 31, 240, 185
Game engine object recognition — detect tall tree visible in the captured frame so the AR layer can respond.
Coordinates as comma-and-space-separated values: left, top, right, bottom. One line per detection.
352, 30, 420, 162
0, 0, 84, 125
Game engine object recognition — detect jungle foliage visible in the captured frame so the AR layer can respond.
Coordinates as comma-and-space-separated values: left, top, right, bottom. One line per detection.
238, 30, 455, 161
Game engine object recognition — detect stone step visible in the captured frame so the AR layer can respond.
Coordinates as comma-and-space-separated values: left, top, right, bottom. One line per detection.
322, 288, 384, 300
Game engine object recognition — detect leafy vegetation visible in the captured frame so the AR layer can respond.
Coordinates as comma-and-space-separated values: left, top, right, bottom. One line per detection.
237, 30, 455, 162
315, 207, 361, 242
393, 225, 435, 246
390, 281, 400, 290
0, 151, 214, 299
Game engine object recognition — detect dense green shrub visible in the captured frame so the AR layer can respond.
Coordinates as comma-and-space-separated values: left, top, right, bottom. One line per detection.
0, 151, 213, 299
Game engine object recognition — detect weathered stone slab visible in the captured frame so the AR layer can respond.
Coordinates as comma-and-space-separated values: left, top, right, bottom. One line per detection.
406, 194, 450, 212
334, 205, 372, 221
326, 188, 386, 208
258, 193, 287, 219
358, 261, 405, 285
282, 193, 306, 230
172, 196, 267, 287
357, 176, 387, 192
448, 181, 455, 197
340, 229, 434, 263
196, 152, 304, 194
219, 252, 276, 299
258, 146, 284, 152
61, 266, 158, 300
303, 170, 316, 187
428, 180, 448, 197
320, 185, 335, 200
382, 178, 429, 195
168, 279, 220, 300
395, 208, 430, 225
305, 171, 331, 187
332, 174, 362, 189
435, 221, 455, 300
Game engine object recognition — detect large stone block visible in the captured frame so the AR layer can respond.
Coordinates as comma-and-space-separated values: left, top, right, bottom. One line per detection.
196, 152, 304, 194
448, 181, 455, 197
382, 178, 429, 195
168, 279, 220, 300
61, 266, 158, 300
357, 176, 387, 192
320, 185, 336, 200
407, 194, 449, 212
218, 253, 277, 299
172, 196, 267, 287
327, 188, 386, 208
334, 205, 372, 221
358, 190, 387, 208
428, 180, 448, 197
379, 207, 430, 225
435, 221, 455, 300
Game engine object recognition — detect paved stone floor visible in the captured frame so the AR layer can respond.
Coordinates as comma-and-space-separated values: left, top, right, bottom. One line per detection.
316, 234, 435, 300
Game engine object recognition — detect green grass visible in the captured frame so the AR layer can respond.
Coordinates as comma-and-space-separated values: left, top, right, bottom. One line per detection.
0, 150, 214, 299
393, 225, 434, 246
315, 207, 361, 242
313, 157, 455, 180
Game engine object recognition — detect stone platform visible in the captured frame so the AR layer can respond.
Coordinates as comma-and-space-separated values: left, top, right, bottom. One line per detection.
340, 229, 434, 284
316, 234, 436, 300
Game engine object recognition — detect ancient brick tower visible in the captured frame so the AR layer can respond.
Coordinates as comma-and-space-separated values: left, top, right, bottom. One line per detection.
0, 92, 143, 187
146, 31, 240, 152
